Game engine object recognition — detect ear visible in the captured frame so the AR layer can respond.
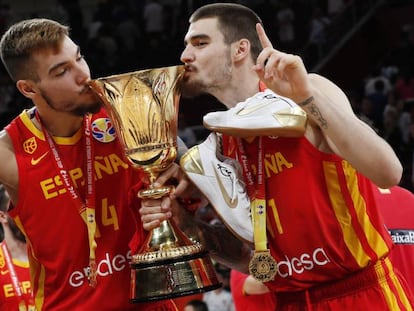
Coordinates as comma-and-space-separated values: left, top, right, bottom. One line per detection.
16, 80, 37, 99
233, 38, 251, 63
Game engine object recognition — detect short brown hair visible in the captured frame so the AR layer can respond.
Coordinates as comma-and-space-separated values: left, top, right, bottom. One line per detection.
0, 18, 69, 81
190, 3, 263, 61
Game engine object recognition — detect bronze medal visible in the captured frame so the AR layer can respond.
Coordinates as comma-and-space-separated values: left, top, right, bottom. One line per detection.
249, 250, 277, 282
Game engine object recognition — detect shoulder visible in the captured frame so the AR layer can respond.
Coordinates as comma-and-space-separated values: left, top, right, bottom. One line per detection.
0, 130, 18, 203
390, 186, 414, 202
0, 130, 14, 156
374, 185, 414, 206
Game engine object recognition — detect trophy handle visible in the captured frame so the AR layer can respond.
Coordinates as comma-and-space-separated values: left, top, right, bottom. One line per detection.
138, 185, 174, 199
137, 166, 175, 199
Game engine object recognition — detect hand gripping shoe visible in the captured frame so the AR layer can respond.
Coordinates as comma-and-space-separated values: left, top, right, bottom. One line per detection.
203, 89, 307, 138
180, 132, 253, 243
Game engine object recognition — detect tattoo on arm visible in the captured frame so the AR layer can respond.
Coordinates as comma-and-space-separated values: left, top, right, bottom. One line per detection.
297, 96, 314, 107
298, 96, 328, 129
309, 104, 328, 129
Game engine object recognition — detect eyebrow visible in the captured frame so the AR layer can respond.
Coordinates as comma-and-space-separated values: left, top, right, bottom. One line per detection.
184, 34, 210, 46
48, 45, 81, 75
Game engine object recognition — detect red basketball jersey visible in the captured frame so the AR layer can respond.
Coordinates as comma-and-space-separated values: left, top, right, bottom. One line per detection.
223, 135, 393, 292
0, 243, 34, 310
6, 109, 176, 310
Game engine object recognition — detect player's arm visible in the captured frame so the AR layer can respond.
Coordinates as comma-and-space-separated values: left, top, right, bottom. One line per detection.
0, 130, 18, 206
140, 192, 252, 273
243, 274, 270, 295
305, 74, 401, 188
254, 23, 402, 188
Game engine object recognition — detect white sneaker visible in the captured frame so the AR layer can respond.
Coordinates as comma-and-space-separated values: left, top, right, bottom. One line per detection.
180, 132, 253, 243
203, 89, 307, 138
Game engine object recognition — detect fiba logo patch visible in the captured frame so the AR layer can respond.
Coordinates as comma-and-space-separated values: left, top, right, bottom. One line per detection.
91, 118, 116, 143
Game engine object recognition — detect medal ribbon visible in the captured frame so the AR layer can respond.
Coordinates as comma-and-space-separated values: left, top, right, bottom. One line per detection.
1, 241, 23, 297
0, 241, 35, 310
236, 137, 267, 251
36, 112, 98, 287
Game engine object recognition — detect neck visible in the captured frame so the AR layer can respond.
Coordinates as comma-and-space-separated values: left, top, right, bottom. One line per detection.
33, 109, 84, 137
213, 69, 261, 108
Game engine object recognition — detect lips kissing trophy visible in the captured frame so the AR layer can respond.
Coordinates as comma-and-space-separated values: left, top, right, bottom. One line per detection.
89, 65, 220, 303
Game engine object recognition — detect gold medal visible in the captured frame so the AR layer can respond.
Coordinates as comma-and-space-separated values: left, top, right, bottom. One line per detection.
249, 250, 277, 282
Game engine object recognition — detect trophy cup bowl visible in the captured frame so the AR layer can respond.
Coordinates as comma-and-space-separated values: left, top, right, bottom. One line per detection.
89, 65, 220, 303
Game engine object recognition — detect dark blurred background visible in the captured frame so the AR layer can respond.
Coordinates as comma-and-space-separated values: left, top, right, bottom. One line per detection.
0, 0, 413, 190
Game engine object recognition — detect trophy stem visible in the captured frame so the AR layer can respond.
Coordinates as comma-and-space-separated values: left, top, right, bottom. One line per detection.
143, 219, 196, 255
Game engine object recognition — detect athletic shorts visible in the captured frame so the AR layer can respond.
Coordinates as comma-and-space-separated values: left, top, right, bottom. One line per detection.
139, 300, 178, 311
275, 257, 413, 311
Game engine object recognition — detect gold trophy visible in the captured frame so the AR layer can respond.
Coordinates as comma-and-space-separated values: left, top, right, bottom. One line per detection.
89, 66, 220, 303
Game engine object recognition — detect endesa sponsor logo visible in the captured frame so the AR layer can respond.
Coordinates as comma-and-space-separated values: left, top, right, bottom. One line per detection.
69, 251, 131, 287
277, 247, 330, 278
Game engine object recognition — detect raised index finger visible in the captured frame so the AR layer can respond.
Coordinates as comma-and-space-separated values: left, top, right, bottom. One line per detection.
256, 23, 273, 49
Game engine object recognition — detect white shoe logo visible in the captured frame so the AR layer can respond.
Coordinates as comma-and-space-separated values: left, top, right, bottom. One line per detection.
237, 94, 280, 116
263, 94, 278, 99
213, 163, 238, 209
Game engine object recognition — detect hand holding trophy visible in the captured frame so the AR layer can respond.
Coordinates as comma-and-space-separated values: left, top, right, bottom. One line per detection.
89, 66, 220, 303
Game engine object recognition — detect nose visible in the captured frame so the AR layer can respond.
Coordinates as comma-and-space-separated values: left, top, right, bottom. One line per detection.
180, 46, 194, 63
75, 62, 91, 85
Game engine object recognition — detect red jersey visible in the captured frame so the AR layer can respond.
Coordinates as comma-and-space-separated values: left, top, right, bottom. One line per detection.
0, 243, 34, 310
223, 135, 393, 292
373, 185, 414, 290
230, 270, 276, 311
6, 109, 176, 311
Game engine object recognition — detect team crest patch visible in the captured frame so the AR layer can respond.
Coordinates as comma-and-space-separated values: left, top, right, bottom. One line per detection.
23, 137, 37, 154
91, 118, 116, 143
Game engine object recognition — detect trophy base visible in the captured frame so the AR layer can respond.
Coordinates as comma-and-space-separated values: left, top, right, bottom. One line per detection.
130, 249, 221, 303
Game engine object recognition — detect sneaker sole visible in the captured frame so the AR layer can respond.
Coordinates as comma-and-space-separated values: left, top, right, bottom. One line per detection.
203, 109, 307, 138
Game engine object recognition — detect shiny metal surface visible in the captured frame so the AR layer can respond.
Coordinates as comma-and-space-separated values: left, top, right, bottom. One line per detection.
130, 251, 221, 303
90, 66, 183, 198
89, 66, 220, 303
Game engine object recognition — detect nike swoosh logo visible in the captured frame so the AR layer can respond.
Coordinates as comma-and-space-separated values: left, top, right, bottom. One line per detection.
213, 164, 238, 209
31, 151, 49, 165
0, 269, 9, 275
237, 98, 280, 116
